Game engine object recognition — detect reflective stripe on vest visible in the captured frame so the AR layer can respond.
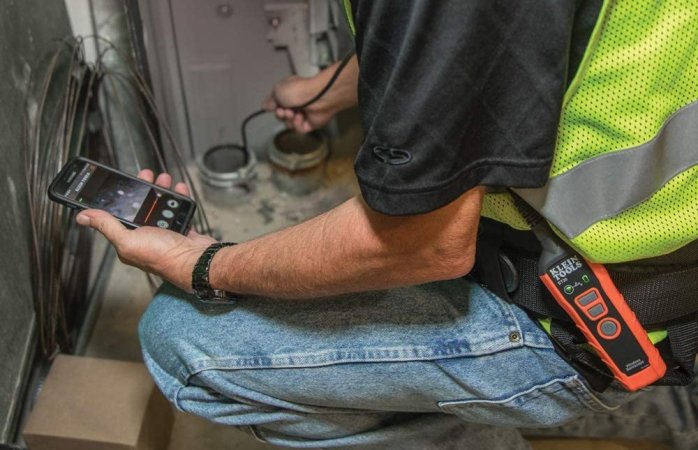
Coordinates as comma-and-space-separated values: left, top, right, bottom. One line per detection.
515, 100, 698, 239
482, 0, 698, 263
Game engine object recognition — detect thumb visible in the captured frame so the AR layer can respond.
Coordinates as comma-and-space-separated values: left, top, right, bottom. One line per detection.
263, 93, 278, 111
76, 209, 127, 244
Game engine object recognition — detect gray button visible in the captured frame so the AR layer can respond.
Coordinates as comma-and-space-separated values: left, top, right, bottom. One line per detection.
599, 319, 619, 337
162, 209, 175, 219
587, 304, 606, 318
167, 199, 179, 209
156, 220, 169, 229
577, 290, 598, 306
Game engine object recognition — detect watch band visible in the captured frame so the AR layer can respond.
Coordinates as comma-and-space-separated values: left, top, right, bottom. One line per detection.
192, 242, 237, 302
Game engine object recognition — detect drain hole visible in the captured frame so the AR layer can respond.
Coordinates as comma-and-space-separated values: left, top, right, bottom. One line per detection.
274, 130, 322, 155
202, 145, 248, 173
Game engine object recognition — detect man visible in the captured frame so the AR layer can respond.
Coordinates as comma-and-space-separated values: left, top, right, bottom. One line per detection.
75, 1, 693, 448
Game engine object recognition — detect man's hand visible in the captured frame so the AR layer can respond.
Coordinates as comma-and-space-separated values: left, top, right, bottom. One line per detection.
75, 170, 216, 292
263, 55, 359, 133
75, 166, 483, 299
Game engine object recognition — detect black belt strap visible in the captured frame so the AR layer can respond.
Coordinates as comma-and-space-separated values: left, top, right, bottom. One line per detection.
657, 317, 698, 386
506, 251, 698, 388
549, 321, 614, 392
508, 253, 698, 327
545, 314, 698, 390
473, 219, 698, 389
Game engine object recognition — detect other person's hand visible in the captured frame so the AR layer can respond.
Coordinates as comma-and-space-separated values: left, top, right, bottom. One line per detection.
75, 170, 216, 292
263, 55, 359, 133
263, 75, 336, 133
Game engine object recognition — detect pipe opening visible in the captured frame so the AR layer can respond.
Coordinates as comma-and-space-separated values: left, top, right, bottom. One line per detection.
202, 145, 248, 173
273, 130, 322, 155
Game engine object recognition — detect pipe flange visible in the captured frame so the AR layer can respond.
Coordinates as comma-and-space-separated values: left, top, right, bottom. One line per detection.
267, 128, 328, 172
197, 144, 257, 189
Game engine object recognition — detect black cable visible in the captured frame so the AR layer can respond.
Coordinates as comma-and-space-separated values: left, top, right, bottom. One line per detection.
290, 51, 355, 111
240, 109, 268, 154
240, 51, 355, 153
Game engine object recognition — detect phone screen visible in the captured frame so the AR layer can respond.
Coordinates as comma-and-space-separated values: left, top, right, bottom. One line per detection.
63, 162, 191, 230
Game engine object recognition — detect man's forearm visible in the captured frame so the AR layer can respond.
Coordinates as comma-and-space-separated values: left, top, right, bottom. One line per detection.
208, 187, 484, 299
313, 55, 359, 114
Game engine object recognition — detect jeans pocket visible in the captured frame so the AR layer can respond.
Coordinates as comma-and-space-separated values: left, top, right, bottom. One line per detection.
438, 376, 602, 428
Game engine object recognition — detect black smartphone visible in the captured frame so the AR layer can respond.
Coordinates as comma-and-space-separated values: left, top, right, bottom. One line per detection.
48, 157, 196, 234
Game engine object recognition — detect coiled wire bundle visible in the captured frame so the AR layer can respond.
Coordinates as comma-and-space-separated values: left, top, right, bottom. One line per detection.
25, 36, 210, 355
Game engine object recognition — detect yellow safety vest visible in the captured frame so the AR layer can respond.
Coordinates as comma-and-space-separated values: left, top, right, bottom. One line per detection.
481, 0, 698, 263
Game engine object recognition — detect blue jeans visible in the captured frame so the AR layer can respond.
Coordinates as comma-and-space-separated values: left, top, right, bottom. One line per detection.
139, 278, 633, 449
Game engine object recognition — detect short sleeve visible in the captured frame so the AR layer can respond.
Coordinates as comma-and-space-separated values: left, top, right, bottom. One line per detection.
351, 0, 578, 215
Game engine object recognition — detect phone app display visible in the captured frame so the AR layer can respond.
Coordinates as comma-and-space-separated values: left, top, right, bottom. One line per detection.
64, 163, 185, 228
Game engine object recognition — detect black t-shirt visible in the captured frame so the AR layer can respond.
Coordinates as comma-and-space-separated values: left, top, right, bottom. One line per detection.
350, 0, 601, 215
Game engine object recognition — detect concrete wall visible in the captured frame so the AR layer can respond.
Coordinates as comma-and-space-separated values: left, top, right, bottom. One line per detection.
139, 0, 294, 161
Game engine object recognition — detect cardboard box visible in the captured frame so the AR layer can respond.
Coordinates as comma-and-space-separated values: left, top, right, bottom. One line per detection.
23, 355, 173, 450
529, 438, 669, 450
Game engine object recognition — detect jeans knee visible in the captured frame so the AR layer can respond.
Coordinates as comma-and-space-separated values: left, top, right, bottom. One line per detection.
138, 292, 172, 362
138, 289, 193, 398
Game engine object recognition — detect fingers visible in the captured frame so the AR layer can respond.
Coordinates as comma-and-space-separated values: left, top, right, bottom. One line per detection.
300, 121, 313, 133
272, 101, 315, 133
174, 182, 190, 197
275, 109, 313, 133
276, 107, 293, 121
139, 169, 172, 190
138, 169, 154, 182
154, 172, 172, 188
295, 113, 313, 132
292, 113, 303, 130
76, 209, 127, 245
138, 169, 190, 196
289, 113, 313, 134
263, 94, 277, 111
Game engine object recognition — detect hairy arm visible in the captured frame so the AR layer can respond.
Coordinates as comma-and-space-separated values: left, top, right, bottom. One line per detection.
75, 54, 483, 299
209, 187, 484, 298
76, 181, 484, 299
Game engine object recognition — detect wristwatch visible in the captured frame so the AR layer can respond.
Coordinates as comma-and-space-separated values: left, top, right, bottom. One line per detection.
192, 242, 238, 303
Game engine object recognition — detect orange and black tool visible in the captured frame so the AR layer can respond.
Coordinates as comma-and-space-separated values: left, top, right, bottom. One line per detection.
513, 194, 666, 391
539, 252, 666, 391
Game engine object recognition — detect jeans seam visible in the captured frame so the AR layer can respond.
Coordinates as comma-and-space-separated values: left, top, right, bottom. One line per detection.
178, 365, 192, 384
172, 383, 187, 412
437, 375, 573, 409
183, 341, 524, 374
565, 376, 623, 412
248, 426, 268, 444
179, 371, 393, 416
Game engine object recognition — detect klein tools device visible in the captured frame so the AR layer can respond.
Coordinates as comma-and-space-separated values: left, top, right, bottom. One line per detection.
512, 194, 666, 391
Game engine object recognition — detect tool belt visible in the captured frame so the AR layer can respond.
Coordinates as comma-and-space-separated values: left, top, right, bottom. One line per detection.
473, 218, 698, 392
